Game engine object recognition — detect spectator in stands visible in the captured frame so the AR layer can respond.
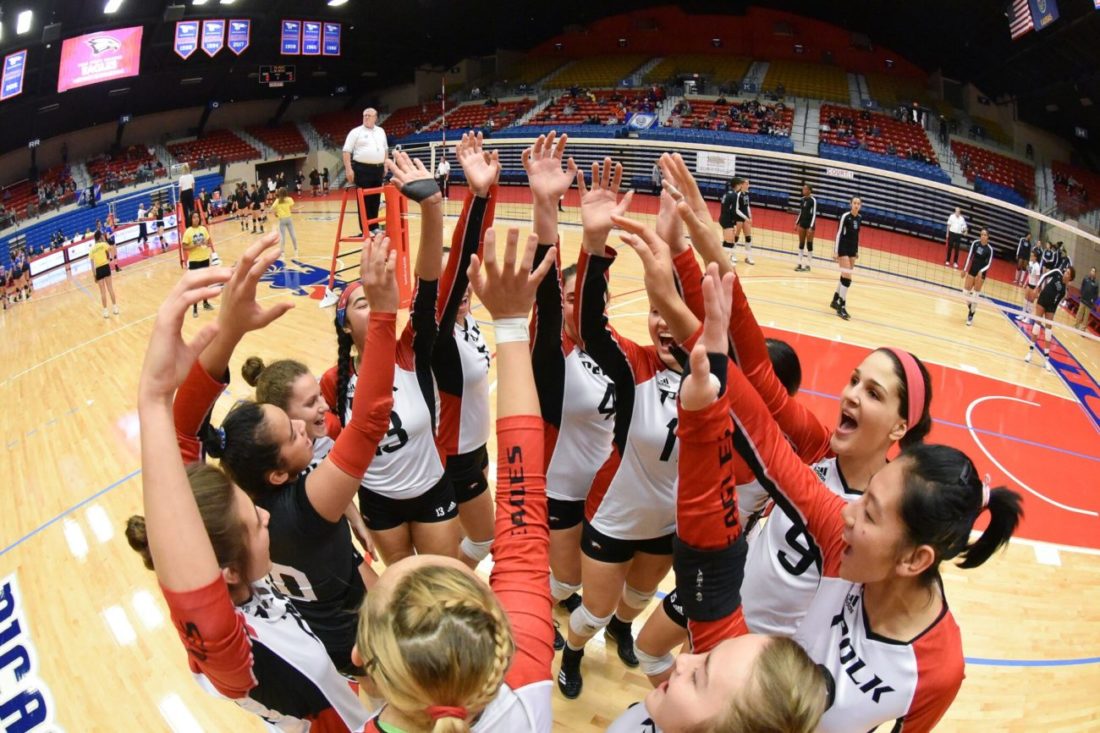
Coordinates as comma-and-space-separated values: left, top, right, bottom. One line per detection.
322, 167, 330, 194
1076, 267, 1098, 331
342, 108, 389, 235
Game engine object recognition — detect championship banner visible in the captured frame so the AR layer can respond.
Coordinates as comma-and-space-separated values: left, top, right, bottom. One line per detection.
58, 27, 144, 92
201, 20, 225, 57
1, 50, 27, 101
322, 23, 341, 56
280, 20, 301, 55
627, 112, 657, 130
227, 19, 251, 55
174, 21, 199, 60
302, 21, 322, 55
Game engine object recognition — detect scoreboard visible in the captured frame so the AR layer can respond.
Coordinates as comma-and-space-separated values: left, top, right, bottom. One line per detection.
259, 64, 295, 86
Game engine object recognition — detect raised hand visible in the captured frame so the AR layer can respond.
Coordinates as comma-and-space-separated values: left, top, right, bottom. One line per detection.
140, 268, 231, 403
456, 131, 500, 197
577, 157, 634, 250
217, 232, 295, 338
679, 265, 734, 411
612, 214, 678, 306
467, 227, 555, 320
361, 230, 399, 313
523, 131, 577, 203
656, 188, 687, 255
659, 152, 710, 225
386, 150, 441, 204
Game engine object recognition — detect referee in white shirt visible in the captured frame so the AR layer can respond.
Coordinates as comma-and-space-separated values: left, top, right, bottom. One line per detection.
945, 206, 968, 268
342, 108, 389, 234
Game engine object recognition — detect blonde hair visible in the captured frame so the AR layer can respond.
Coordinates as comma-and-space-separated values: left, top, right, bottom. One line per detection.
240, 356, 309, 411
358, 564, 514, 733
689, 637, 827, 733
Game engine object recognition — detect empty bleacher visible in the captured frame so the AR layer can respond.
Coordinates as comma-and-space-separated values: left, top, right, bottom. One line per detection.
424, 99, 535, 133
505, 57, 566, 86
167, 130, 260, 167
643, 54, 752, 87
543, 55, 649, 89
864, 73, 930, 108
951, 140, 1035, 203
246, 123, 308, 156
670, 97, 793, 137
1052, 160, 1100, 217
763, 60, 847, 102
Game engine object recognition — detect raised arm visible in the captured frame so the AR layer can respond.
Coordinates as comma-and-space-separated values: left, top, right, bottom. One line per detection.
468, 228, 557, 688
386, 149, 445, 282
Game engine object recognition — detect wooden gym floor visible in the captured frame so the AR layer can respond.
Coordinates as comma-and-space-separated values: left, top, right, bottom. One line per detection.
1, 190, 1098, 732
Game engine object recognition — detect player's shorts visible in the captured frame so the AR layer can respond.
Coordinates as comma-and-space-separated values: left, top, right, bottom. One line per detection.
967, 263, 988, 279
446, 444, 489, 504
796, 219, 815, 231
548, 497, 585, 531
1037, 294, 1060, 314
718, 216, 735, 230
188, 259, 211, 271
663, 588, 686, 629
94, 264, 111, 282
836, 241, 859, 258
358, 474, 458, 531
581, 520, 673, 564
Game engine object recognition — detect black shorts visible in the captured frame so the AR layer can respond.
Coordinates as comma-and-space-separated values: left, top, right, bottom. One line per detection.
1037, 297, 1059, 314
663, 588, 686, 629
718, 216, 735, 230
188, 259, 210, 271
251, 201, 262, 211
446, 444, 489, 504
836, 241, 859, 258
966, 264, 987, 279
581, 520, 673, 564
94, 264, 111, 282
796, 221, 815, 232
548, 497, 585, 531
358, 474, 458, 531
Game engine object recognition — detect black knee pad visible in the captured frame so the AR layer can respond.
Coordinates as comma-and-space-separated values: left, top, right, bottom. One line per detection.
672, 535, 748, 622
840, 276, 852, 287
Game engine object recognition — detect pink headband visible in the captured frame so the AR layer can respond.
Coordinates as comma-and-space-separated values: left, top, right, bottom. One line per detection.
887, 348, 925, 432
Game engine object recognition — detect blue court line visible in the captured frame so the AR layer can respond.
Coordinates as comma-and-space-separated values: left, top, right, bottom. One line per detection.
797, 387, 1100, 465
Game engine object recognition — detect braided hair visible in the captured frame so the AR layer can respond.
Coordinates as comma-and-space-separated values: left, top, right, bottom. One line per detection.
334, 314, 355, 428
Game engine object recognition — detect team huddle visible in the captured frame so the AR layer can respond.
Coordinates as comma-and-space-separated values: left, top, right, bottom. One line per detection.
129, 132, 1024, 733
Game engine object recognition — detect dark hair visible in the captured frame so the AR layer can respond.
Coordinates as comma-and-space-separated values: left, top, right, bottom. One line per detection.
242, 356, 310, 412
897, 444, 1023, 584
200, 401, 284, 497
334, 312, 355, 428
803, 183, 813, 193
1065, 265, 1076, 281
561, 263, 578, 282
94, 230, 104, 243
730, 177, 743, 190
875, 348, 933, 449
765, 338, 801, 396
126, 464, 249, 575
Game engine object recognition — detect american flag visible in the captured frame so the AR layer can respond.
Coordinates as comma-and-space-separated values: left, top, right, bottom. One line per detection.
1010, 0, 1034, 39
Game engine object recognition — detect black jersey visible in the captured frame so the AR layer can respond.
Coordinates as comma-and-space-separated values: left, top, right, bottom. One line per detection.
735, 190, 752, 221
1057, 252, 1071, 272
719, 189, 737, 226
1016, 237, 1033, 260
251, 188, 266, 206
1036, 269, 1067, 311
963, 239, 993, 276
796, 194, 818, 229
835, 211, 861, 254
1041, 247, 1058, 270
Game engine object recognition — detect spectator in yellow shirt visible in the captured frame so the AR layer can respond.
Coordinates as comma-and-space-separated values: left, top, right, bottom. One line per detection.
273, 187, 299, 256
90, 230, 119, 318
182, 212, 215, 317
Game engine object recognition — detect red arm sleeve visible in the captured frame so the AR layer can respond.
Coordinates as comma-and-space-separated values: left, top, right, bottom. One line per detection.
728, 276, 832, 464
328, 312, 396, 478
323, 410, 342, 440
671, 248, 705, 321
173, 361, 227, 464
161, 577, 256, 699
320, 367, 338, 412
725, 363, 847, 577
491, 415, 554, 691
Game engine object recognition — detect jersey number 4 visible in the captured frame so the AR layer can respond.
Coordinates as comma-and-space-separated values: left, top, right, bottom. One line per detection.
598, 383, 615, 420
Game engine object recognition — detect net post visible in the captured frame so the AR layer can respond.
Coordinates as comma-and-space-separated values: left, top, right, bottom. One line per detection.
176, 201, 186, 269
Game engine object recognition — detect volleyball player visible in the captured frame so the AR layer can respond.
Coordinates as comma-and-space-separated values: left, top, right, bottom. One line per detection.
732, 177, 755, 265
432, 135, 503, 570
0, 264, 8, 309
961, 228, 993, 326
794, 183, 817, 272
352, 226, 557, 733
105, 212, 120, 272
273, 188, 300, 257
182, 212, 215, 317
605, 269, 829, 733
16, 249, 31, 301
1026, 265, 1074, 370
523, 132, 613, 641
89, 230, 119, 318
831, 197, 862, 320
250, 183, 266, 234
559, 157, 691, 701
234, 185, 251, 231
322, 141, 491, 565
1015, 231, 1033, 286
1023, 249, 1043, 324
1040, 240, 1057, 273
127, 237, 378, 731
718, 177, 739, 266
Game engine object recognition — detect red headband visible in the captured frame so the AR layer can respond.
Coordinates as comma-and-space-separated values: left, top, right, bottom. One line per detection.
426, 706, 467, 722
887, 348, 925, 432
337, 281, 363, 313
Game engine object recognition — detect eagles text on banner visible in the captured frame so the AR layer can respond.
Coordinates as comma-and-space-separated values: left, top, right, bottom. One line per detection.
281, 20, 302, 55
227, 19, 251, 56
174, 20, 199, 60
202, 19, 226, 58
323, 23, 341, 56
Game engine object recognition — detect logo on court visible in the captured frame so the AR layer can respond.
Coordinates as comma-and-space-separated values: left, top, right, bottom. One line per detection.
260, 259, 341, 300
0, 574, 61, 733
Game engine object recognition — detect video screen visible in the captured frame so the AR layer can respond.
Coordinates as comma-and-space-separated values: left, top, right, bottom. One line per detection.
58, 26, 143, 93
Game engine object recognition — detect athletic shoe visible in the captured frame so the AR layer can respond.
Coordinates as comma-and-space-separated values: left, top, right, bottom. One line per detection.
838, 304, 851, 321
553, 622, 565, 652
945, 261, 950, 266
102, 308, 109, 318
112, 304, 120, 315
966, 314, 973, 326
794, 264, 804, 272
605, 617, 639, 668
192, 309, 199, 319
1044, 352, 1053, 371
557, 647, 584, 699
727, 251, 737, 266
1025, 348, 1033, 363
745, 256, 755, 265
203, 302, 215, 311
830, 293, 841, 312
953, 263, 958, 268
559, 592, 583, 614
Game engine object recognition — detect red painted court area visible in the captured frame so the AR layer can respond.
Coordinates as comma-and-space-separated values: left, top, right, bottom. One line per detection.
762, 326, 1100, 551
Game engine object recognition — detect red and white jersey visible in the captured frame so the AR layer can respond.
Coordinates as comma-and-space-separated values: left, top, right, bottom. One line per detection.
605, 702, 659, 732
164, 577, 369, 733
741, 456, 860, 636
440, 315, 492, 454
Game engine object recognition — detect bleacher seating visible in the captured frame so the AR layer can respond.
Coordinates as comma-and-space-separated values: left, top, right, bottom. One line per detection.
643, 55, 752, 87
763, 60, 847, 102
950, 140, 1035, 202
1052, 160, 1100, 217
819, 143, 949, 184
310, 110, 362, 148
968, 116, 1012, 147
544, 55, 649, 89
167, 129, 260, 166
505, 57, 565, 86
424, 99, 535, 133
864, 73, 930, 108
819, 104, 938, 163
529, 89, 662, 126
669, 97, 793, 137
0, 165, 76, 223
246, 123, 308, 156
85, 147, 160, 190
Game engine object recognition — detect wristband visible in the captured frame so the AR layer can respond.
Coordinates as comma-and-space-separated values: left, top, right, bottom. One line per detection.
401, 178, 441, 203
492, 317, 529, 343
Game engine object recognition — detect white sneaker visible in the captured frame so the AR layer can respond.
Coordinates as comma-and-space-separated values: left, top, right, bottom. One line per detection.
112, 304, 120, 315
1024, 349, 1033, 363
102, 308, 109, 318
728, 253, 737, 266
746, 256, 755, 265
1045, 358, 1053, 372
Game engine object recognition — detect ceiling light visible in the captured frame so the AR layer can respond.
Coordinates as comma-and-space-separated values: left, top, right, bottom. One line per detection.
328, 0, 349, 6
16, 10, 33, 34
104, 0, 124, 13
192, 0, 208, 5
219, 0, 235, 4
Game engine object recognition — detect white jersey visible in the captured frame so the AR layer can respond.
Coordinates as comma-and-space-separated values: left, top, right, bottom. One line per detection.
740, 457, 859, 636
795, 579, 964, 733
452, 315, 492, 453
590, 369, 682, 540
1027, 260, 1042, 287
605, 702, 659, 732
345, 367, 444, 499
546, 347, 615, 502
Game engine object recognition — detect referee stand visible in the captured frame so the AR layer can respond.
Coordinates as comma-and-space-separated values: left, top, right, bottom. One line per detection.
320, 183, 410, 309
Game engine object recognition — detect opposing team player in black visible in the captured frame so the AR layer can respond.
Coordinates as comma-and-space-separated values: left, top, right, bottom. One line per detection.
1015, 231, 1033, 286
719, 177, 740, 266
961, 228, 993, 326
830, 197, 862, 321
733, 177, 755, 265
794, 183, 817, 272
1026, 265, 1075, 370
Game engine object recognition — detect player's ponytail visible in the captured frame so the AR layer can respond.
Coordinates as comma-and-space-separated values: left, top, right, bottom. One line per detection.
242, 356, 310, 412
335, 321, 354, 428
897, 444, 1023, 585
765, 338, 802, 396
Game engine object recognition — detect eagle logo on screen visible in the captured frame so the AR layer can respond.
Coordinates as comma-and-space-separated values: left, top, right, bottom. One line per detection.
86, 36, 122, 55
